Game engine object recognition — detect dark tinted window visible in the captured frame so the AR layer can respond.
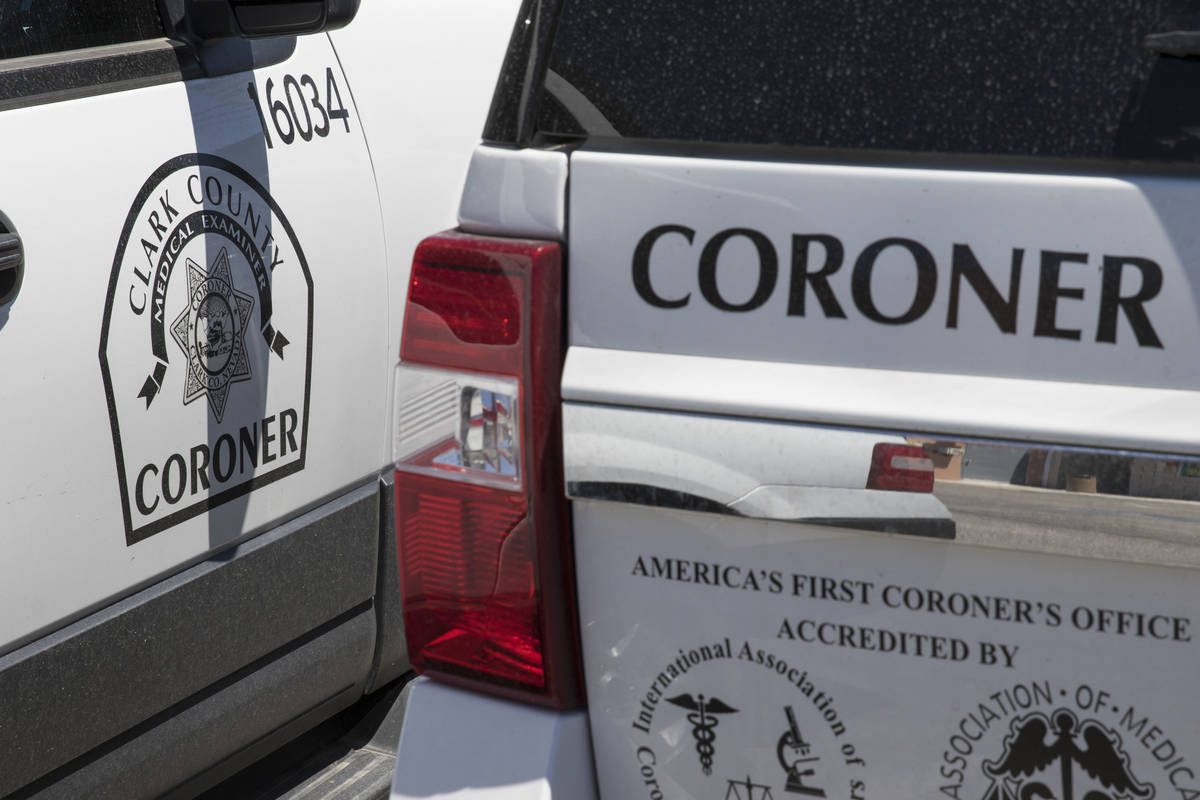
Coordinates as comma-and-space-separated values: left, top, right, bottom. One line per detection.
539, 0, 1200, 162
0, 0, 164, 60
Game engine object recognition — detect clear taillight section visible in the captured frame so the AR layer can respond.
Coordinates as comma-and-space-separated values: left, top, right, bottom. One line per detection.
394, 368, 521, 490
392, 231, 582, 708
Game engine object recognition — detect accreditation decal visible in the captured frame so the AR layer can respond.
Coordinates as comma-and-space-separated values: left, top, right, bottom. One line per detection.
100, 154, 313, 544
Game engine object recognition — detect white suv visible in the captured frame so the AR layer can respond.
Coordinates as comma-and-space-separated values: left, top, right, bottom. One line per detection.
389, 2, 1200, 799
0, 1, 520, 797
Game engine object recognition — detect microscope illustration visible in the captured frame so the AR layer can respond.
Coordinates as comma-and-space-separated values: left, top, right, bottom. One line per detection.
777, 706, 826, 797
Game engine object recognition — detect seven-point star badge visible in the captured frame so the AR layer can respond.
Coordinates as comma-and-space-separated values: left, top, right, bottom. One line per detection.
170, 247, 255, 423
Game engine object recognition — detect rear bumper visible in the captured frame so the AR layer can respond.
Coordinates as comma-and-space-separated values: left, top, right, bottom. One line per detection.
391, 678, 598, 800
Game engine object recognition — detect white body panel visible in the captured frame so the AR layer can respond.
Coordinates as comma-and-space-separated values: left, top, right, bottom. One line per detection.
0, 34, 387, 651
560, 146, 1200, 800
330, 0, 524, 463
562, 346, 1200, 456
458, 145, 569, 240
391, 679, 597, 800
568, 152, 1196, 389
0, 0, 521, 656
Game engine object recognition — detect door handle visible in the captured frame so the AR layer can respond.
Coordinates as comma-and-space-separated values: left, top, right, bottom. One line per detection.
1144, 30, 1200, 57
0, 231, 23, 305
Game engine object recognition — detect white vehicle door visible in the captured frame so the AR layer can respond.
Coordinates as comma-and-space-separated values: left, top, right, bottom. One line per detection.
0, 1, 386, 655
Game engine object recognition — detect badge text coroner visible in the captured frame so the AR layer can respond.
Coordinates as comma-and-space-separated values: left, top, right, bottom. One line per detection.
633, 226, 1164, 347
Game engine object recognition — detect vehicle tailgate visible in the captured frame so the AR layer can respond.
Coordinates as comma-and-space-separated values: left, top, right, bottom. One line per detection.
562, 150, 1200, 800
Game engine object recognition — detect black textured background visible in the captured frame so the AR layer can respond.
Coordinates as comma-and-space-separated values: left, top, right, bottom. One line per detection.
541, 0, 1200, 161
0, 0, 164, 60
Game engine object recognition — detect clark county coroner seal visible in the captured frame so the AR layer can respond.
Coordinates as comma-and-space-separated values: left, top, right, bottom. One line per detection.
100, 154, 313, 544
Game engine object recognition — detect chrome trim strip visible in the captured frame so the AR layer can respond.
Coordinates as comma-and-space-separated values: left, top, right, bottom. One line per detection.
0, 39, 199, 112
564, 401, 1200, 569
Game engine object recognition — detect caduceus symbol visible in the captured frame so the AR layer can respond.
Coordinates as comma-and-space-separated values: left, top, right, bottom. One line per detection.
667, 693, 739, 776
983, 709, 1154, 800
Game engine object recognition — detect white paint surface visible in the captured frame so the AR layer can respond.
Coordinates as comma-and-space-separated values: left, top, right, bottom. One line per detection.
1, 0, 523, 654
563, 346, 1200, 457
331, 0, 524, 465
0, 34, 387, 651
391, 679, 598, 800
458, 146, 568, 240
568, 151, 1200, 391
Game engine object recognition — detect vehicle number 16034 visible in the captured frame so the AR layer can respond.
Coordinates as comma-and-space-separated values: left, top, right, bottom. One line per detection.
247, 68, 352, 148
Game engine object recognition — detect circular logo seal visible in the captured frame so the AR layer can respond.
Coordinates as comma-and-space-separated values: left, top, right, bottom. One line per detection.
627, 637, 867, 800
937, 681, 1198, 800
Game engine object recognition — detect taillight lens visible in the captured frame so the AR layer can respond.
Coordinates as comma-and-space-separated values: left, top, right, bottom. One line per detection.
393, 231, 582, 708
866, 443, 936, 493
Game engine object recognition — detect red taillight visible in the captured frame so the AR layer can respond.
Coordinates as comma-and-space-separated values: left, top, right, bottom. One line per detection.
866, 443, 935, 493
403, 257, 523, 375
393, 231, 582, 708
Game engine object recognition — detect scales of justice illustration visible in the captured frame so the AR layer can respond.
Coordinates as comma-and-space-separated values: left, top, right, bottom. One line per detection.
725, 706, 827, 800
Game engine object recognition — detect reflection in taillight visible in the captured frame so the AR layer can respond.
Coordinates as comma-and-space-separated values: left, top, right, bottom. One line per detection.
392, 231, 582, 709
866, 443, 935, 493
